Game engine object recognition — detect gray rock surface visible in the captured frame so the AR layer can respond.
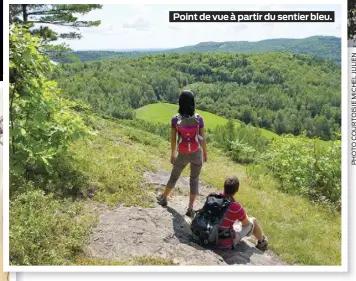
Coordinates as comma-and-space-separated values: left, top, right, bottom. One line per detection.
85, 170, 286, 266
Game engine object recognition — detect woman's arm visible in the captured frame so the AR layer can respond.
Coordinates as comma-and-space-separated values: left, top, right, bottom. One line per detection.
170, 127, 177, 164
199, 127, 207, 162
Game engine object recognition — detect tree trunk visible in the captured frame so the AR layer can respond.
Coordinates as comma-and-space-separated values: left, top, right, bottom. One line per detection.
22, 4, 28, 22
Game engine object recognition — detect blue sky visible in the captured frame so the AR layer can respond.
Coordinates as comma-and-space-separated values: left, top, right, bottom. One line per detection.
52, 4, 341, 50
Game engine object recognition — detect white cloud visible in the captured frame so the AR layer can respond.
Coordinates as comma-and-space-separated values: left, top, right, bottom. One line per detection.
168, 24, 181, 30
124, 4, 153, 31
258, 5, 275, 11
80, 23, 121, 36
230, 23, 248, 32
123, 16, 152, 31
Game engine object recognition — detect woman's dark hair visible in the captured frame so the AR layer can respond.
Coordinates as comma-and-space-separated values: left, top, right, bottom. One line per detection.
178, 90, 195, 117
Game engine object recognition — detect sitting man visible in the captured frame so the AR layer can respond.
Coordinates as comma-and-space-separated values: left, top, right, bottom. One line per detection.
218, 176, 268, 251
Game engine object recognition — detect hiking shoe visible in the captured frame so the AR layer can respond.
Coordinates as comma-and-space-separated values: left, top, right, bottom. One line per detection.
185, 207, 195, 218
156, 193, 167, 207
256, 236, 268, 251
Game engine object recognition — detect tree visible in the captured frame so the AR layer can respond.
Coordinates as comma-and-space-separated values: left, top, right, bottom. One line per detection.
10, 4, 102, 44
240, 106, 256, 124
274, 112, 286, 135
9, 25, 89, 178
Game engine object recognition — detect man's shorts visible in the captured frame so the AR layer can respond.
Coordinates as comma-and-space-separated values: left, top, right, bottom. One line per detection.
233, 217, 255, 243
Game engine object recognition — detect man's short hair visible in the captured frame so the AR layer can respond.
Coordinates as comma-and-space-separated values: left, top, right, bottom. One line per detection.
224, 176, 240, 195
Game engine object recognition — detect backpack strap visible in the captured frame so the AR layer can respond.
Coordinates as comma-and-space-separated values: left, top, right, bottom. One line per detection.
175, 114, 182, 150
194, 113, 200, 143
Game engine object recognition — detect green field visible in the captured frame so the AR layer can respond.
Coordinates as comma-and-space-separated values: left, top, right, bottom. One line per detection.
136, 103, 332, 150
136, 103, 278, 140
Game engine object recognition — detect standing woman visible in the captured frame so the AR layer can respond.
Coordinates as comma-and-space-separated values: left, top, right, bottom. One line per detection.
157, 90, 207, 217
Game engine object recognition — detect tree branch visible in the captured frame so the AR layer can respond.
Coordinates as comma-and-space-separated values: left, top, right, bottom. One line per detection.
30, 20, 98, 27
27, 9, 72, 16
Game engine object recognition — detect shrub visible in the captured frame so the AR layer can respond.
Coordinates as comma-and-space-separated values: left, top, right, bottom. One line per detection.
264, 135, 341, 208
10, 189, 93, 265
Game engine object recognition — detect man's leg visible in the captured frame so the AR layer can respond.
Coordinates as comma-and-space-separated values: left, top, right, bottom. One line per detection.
249, 217, 269, 250
233, 217, 268, 249
233, 220, 254, 244
249, 217, 264, 242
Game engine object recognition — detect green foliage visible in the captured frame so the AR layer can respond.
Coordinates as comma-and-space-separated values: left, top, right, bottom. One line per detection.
68, 118, 165, 207
51, 51, 152, 63
10, 189, 94, 265
229, 139, 257, 164
9, 25, 96, 266
105, 102, 136, 119
264, 135, 341, 208
9, 24, 89, 186
11, 155, 90, 200
211, 120, 270, 156
55, 52, 340, 140
121, 119, 171, 141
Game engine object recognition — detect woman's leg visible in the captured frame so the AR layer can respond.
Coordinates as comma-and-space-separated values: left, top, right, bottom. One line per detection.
160, 153, 188, 200
188, 150, 203, 209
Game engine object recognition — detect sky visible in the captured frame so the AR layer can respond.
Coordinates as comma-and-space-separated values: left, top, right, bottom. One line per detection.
50, 4, 342, 50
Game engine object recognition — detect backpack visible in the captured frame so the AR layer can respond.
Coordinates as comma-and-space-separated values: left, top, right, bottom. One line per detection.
190, 193, 234, 249
175, 113, 201, 154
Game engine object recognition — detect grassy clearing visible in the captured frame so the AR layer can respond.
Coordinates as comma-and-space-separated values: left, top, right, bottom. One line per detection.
69, 117, 340, 266
136, 102, 237, 130
68, 117, 169, 207
135, 102, 331, 146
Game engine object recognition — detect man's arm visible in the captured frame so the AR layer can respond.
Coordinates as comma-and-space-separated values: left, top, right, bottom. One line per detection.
241, 215, 252, 227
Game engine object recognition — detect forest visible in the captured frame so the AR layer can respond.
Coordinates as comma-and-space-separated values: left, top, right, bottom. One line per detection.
52, 36, 341, 64
52, 51, 341, 141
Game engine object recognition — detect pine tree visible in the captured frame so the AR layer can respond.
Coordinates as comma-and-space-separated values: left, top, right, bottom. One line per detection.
10, 4, 102, 44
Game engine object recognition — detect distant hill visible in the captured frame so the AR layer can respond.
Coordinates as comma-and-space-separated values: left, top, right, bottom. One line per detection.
52, 36, 340, 64
167, 36, 341, 63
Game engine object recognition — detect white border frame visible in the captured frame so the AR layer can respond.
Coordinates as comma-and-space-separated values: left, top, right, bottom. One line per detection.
3, 0, 348, 273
